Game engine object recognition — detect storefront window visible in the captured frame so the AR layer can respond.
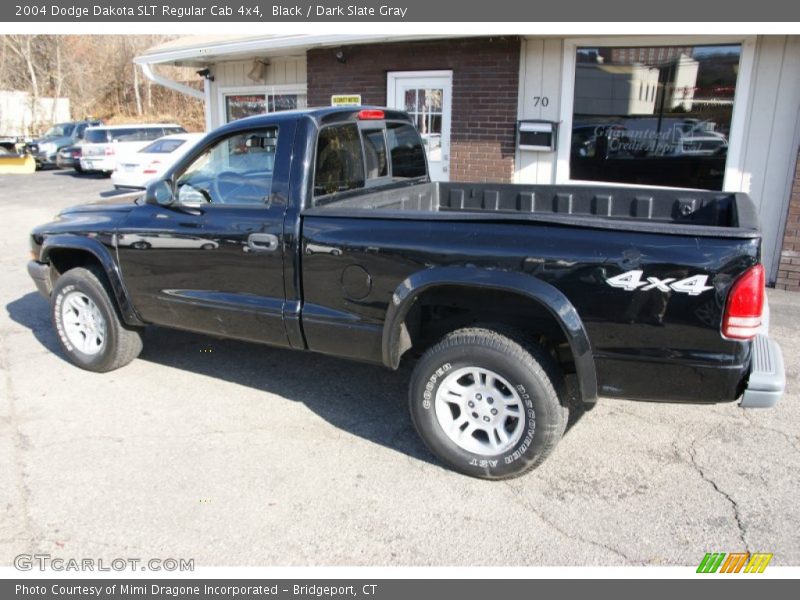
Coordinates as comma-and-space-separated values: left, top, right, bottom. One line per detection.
225, 92, 307, 122
570, 44, 741, 190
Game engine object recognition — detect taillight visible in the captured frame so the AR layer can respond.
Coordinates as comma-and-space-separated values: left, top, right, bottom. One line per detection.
722, 264, 765, 340
104, 146, 114, 156
358, 109, 385, 120
143, 160, 161, 174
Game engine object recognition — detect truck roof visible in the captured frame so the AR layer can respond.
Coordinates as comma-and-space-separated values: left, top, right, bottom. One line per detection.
215, 106, 414, 135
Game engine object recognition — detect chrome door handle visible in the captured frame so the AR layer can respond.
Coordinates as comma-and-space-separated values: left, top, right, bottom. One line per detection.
247, 233, 279, 252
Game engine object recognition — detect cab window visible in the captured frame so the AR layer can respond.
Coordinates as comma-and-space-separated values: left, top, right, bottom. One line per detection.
386, 123, 427, 178
314, 124, 365, 197
175, 128, 278, 206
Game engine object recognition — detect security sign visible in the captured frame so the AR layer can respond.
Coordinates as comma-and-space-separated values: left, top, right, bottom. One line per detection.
331, 95, 362, 106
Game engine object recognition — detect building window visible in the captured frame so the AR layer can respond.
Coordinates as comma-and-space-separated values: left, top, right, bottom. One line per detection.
224, 92, 307, 123
404, 88, 444, 161
570, 43, 741, 190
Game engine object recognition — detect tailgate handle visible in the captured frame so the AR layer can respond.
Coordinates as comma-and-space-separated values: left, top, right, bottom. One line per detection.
247, 233, 279, 252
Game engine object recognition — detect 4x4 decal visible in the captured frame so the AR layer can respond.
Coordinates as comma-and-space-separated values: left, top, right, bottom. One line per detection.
606, 270, 713, 296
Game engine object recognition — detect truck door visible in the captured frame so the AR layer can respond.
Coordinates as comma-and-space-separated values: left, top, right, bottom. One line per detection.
116, 122, 294, 347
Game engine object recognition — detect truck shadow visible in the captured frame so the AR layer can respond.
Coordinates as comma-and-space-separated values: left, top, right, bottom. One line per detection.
7, 292, 434, 466
7, 292, 587, 469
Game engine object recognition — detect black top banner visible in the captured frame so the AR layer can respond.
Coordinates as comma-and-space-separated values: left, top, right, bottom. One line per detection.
4, 0, 800, 22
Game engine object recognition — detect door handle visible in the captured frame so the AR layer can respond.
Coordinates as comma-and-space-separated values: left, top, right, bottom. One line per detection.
247, 233, 279, 252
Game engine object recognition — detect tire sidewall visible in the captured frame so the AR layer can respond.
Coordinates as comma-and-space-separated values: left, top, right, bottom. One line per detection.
52, 271, 119, 372
410, 341, 558, 479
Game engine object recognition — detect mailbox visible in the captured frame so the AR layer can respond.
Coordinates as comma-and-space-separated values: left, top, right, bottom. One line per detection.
518, 120, 558, 152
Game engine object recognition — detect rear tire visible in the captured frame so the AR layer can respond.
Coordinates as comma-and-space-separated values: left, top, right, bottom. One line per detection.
409, 326, 567, 479
51, 266, 143, 373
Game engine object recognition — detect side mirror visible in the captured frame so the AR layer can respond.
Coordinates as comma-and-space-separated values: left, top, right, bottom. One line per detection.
145, 180, 175, 206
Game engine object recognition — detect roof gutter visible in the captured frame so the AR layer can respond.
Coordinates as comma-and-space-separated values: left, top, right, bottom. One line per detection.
139, 62, 204, 101
134, 34, 459, 67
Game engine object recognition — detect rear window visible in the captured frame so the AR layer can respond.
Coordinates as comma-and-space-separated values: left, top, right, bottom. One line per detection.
140, 139, 187, 154
84, 129, 110, 143
164, 126, 187, 136
314, 124, 365, 197
313, 121, 426, 200
386, 123, 427, 178
361, 129, 388, 179
109, 128, 166, 143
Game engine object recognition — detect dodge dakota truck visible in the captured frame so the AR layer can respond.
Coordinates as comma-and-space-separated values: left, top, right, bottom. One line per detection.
27, 107, 785, 479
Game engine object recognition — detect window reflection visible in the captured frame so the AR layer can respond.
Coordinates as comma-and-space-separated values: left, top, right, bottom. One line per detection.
571, 44, 741, 190
404, 88, 444, 160
225, 93, 308, 122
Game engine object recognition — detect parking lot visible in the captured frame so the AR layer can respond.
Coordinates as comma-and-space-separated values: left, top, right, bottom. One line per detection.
1, 168, 798, 567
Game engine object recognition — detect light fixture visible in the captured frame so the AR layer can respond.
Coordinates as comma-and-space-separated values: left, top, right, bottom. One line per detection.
247, 59, 270, 81
196, 67, 214, 81
334, 49, 346, 64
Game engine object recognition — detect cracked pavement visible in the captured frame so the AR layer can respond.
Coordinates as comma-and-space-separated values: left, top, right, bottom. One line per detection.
1, 170, 798, 566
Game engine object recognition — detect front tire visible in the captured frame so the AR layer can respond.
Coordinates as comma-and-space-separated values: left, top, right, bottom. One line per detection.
52, 266, 143, 372
409, 327, 567, 479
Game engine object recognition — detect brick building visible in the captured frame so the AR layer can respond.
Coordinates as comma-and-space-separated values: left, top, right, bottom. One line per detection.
136, 34, 800, 290
306, 38, 520, 183
776, 155, 800, 290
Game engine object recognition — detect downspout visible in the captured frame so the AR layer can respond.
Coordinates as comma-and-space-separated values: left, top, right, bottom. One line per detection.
138, 62, 205, 101
203, 78, 213, 132
138, 62, 209, 132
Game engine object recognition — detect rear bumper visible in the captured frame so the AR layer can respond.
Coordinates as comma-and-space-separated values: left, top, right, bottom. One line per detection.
740, 335, 784, 408
27, 260, 52, 298
111, 172, 148, 189
80, 156, 114, 172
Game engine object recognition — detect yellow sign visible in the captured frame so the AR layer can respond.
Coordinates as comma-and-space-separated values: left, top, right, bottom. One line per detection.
331, 95, 362, 106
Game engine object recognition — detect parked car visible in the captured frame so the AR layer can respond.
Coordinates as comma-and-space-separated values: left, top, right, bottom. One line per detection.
56, 145, 84, 172
24, 119, 102, 169
27, 107, 784, 480
80, 124, 186, 176
111, 133, 204, 189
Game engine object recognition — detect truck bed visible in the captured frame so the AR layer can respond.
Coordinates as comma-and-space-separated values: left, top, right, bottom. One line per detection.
306, 182, 760, 238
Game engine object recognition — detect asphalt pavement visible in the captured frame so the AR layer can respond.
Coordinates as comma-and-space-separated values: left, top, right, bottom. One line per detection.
1, 169, 798, 567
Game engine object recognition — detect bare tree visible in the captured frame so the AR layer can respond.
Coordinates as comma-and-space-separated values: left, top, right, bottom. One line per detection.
2, 36, 42, 132
0, 35, 205, 133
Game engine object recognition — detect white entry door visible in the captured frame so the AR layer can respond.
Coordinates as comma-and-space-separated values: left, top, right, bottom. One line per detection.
387, 71, 452, 181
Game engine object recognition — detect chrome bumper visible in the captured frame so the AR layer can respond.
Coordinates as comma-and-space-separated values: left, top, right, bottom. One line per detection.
740, 335, 785, 408
27, 260, 52, 298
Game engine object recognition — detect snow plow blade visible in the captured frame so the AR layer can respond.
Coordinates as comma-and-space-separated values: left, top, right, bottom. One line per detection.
0, 154, 35, 174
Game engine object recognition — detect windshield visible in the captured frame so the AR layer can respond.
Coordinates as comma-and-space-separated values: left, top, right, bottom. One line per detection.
43, 123, 75, 138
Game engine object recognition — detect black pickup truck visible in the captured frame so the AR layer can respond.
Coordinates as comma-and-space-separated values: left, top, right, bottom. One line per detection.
27, 107, 785, 479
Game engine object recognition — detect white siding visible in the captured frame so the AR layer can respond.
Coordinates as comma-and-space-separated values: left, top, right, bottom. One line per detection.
207, 56, 307, 129
515, 38, 563, 184
736, 36, 800, 280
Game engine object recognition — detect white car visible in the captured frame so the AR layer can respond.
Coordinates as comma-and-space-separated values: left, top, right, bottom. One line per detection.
112, 133, 204, 189
80, 123, 186, 175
